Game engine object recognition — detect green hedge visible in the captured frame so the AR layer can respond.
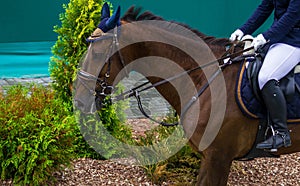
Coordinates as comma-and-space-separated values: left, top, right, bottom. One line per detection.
0, 84, 132, 185
74, 83, 133, 159
50, 0, 108, 104
0, 85, 76, 185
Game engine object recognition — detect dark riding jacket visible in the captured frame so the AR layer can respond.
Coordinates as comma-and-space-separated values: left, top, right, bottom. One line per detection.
239, 0, 300, 47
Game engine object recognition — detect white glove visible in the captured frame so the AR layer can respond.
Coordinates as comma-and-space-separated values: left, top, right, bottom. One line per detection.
229, 29, 244, 41
251, 34, 267, 51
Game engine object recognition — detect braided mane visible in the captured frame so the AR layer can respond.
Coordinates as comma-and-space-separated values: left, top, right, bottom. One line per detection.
121, 6, 231, 47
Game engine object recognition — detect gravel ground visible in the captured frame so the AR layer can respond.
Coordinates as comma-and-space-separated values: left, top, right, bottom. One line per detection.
50, 152, 300, 186
1, 152, 299, 186
228, 153, 300, 185
1, 119, 300, 185
54, 158, 163, 186
52, 153, 300, 186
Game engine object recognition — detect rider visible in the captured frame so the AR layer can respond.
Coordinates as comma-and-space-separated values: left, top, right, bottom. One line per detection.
230, 0, 300, 151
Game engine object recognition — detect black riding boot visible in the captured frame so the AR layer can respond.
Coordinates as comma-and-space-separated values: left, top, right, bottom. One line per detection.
256, 80, 291, 151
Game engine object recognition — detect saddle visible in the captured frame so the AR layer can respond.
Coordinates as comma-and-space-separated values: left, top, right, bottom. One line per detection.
235, 38, 300, 160
235, 38, 300, 124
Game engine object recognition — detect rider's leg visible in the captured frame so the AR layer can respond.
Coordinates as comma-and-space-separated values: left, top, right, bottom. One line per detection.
256, 43, 300, 150
258, 43, 300, 90
256, 79, 291, 150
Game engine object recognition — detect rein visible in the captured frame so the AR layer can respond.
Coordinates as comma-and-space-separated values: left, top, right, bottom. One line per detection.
114, 42, 252, 101
113, 43, 254, 126
78, 28, 254, 126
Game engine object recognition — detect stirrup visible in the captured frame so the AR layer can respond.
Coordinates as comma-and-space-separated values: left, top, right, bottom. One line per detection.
266, 135, 278, 152
269, 127, 278, 152
268, 149, 278, 152
262, 118, 277, 152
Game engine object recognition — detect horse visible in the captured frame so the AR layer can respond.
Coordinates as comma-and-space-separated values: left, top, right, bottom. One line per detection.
74, 4, 300, 185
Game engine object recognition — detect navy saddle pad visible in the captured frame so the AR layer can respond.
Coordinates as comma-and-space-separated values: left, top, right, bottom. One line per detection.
235, 62, 300, 124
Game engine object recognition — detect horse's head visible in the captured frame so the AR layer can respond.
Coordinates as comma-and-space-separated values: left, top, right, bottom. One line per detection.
74, 4, 227, 116
74, 3, 123, 113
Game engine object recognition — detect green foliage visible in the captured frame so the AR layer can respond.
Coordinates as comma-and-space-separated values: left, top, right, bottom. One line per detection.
0, 84, 133, 185
162, 107, 180, 125
73, 84, 132, 160
49, 0, 132, 160
157, 145, 201, 185
58, 107, 132, 161
133, 109, 201, 185
76, 97, 133, 159
137, 125, 201, 185
0, 85, 76, 185
99, 103, 132, 143
74, 103, 133, 160
50, 0, 107, 104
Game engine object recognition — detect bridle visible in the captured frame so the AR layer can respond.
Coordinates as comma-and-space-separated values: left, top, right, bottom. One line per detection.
77, 26, 255, 126
77, 28, 126, 100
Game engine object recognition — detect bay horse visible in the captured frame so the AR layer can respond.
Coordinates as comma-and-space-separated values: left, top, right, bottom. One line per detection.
74, 5, 300, 185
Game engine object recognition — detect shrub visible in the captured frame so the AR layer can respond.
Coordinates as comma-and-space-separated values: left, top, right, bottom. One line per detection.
49, 0, 133, 160
74, 85, 133, 160
135, 125, 201, 185
0, 84, 132, 185
0, 85, 76, 185
50, 0, 107, 104
134, 109, 201, 185
72, 106, 133, 160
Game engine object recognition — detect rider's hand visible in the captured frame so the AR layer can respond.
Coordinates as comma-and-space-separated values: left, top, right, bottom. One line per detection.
251, 34, 267, 51
229, 29, 244, 41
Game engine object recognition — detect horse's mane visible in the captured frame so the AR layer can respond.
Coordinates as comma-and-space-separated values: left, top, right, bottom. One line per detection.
121, 6, 231, 47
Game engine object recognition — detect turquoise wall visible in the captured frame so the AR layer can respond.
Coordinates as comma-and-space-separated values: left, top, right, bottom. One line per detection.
109, 0, 272, 38
0, 0, 273, 43
0, 0, 273, 78
0, 0, 68, 77
0, 0, 68, 43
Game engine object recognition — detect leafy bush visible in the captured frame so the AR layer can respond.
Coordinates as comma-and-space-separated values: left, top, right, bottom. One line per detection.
49, 0, 133, 159
0, 84, 132, 185
135, 125, 201, 185
72, 112, 133, 160
133, 109, 201, 185
75, 104, 133, 160
0, 85, 76, 185
74, 85, 133, 160
49, 0, 132, 154
50, 0, 107, 104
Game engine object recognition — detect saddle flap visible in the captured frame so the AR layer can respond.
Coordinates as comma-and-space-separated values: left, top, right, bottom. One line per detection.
280, 69, 295, 102
246, 57, 263, 102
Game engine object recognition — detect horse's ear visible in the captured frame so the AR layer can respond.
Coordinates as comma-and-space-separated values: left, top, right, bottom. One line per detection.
97, 5, 121, 33
105, 6, 121, 29
101, 2, 110, 20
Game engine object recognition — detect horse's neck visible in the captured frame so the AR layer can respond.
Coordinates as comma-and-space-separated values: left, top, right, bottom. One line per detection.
120, 40, 230, 114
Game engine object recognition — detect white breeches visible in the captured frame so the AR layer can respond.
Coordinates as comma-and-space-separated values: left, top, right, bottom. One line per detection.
258, 43, 300, 90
